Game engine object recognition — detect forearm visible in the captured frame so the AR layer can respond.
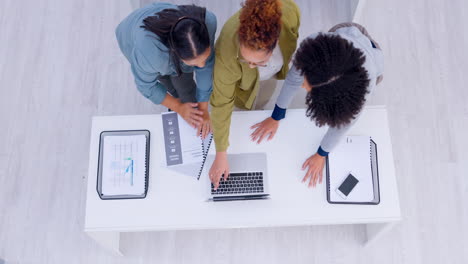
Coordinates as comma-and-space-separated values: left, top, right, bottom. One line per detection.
210, 53, 239, 153
211, 102, 233, 152
271, 65, 303, 121
160, 94, 182, 112
275, 65, 303, 109
198, 101, 209, 111
319, 118, 356, 155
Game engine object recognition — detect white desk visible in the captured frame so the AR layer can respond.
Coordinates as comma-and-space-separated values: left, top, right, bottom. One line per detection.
85, 106, 401, 255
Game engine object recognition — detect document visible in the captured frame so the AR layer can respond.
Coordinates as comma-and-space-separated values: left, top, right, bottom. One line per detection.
162, 112, 204, 166
101, 135, 147, 196
327, 136, 375, 203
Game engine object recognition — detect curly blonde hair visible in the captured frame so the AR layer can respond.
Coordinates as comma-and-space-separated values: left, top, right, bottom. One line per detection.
238, 0, 282, 51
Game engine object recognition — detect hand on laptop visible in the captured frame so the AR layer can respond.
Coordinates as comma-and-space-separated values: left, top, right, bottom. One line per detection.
250, 117, 279, 144
301, 153, 325, 188
209, 151, 230, 190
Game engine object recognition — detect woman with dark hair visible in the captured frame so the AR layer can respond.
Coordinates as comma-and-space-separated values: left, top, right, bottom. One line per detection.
208, 0, 300, 189
250, 23, 384, 188
116, 3, 217, 138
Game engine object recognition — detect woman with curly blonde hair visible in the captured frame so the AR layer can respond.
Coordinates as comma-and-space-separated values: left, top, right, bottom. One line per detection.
209, 0, 300, 188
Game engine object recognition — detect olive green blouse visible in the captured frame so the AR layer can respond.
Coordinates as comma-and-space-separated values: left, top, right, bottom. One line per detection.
210, 0, 301, 152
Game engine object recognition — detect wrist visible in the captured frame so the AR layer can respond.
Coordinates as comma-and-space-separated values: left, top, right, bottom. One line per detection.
315, 153, 326, 159
198, 101, 209, 111
216, 151, 227, 158
172, 101, 183, 113
271, 104, 286, 121
317, 146, 329, 157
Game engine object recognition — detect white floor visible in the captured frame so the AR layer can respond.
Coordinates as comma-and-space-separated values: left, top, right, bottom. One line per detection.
0, 0, 467, 263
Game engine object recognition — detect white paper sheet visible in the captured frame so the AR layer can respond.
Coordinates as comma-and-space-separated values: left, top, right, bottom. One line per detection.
101, 135, 147, 196
328, 136, 374, 202
177, 114, 204, 164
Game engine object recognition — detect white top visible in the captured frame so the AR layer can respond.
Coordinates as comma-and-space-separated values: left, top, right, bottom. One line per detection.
258, 44, 284, 81
85, 107, 401, 232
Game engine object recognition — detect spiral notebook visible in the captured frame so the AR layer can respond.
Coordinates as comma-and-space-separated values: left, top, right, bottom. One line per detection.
162, 112, 212, 180
96, 130, 150, 200
325, 135, 380, 204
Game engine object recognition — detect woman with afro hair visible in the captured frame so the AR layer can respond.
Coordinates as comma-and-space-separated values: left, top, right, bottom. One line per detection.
209, 0, 300, 189
250, 23, 384, 188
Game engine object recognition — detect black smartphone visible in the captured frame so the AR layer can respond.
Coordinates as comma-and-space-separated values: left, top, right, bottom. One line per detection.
336, 173, 359, 199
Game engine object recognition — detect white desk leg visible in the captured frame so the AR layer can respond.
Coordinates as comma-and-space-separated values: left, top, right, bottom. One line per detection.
86, 231, 123, 256
364, 222, 396, 247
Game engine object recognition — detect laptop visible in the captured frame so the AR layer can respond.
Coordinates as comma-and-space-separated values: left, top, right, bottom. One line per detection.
209, 153, 270, 202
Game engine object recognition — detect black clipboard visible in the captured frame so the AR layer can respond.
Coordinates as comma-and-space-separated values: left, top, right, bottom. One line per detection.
96, 130, 150, 200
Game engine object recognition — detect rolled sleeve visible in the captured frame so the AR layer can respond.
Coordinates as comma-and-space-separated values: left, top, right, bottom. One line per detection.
271, 104, 287, 120
317, 146, 329, 157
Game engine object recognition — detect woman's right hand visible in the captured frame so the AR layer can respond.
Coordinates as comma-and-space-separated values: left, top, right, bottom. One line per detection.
209, 152, 230, 190
175, 102, 204, 128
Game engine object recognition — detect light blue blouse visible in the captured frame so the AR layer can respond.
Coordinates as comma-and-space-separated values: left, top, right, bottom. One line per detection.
116, 2, 217, 104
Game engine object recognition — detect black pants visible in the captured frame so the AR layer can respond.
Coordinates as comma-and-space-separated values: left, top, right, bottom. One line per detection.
158, 72, 197, 103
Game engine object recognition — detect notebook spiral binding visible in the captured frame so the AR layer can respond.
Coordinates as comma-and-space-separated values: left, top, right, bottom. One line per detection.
370, 138, 380, 204
369, 138, 373, 177
144, 134, 149, 191
197, 134, 213, 180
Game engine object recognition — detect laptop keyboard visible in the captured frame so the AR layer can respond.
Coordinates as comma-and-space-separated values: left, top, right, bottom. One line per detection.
211, 172, 264, 195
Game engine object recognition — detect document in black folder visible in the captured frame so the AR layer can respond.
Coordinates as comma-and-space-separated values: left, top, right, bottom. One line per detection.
96, 130, 150, 200
161, 112, 212, 180
325, 136, 380, 205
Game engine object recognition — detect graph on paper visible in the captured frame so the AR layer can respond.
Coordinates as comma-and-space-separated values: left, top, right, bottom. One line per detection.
101, 135, 147, 196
